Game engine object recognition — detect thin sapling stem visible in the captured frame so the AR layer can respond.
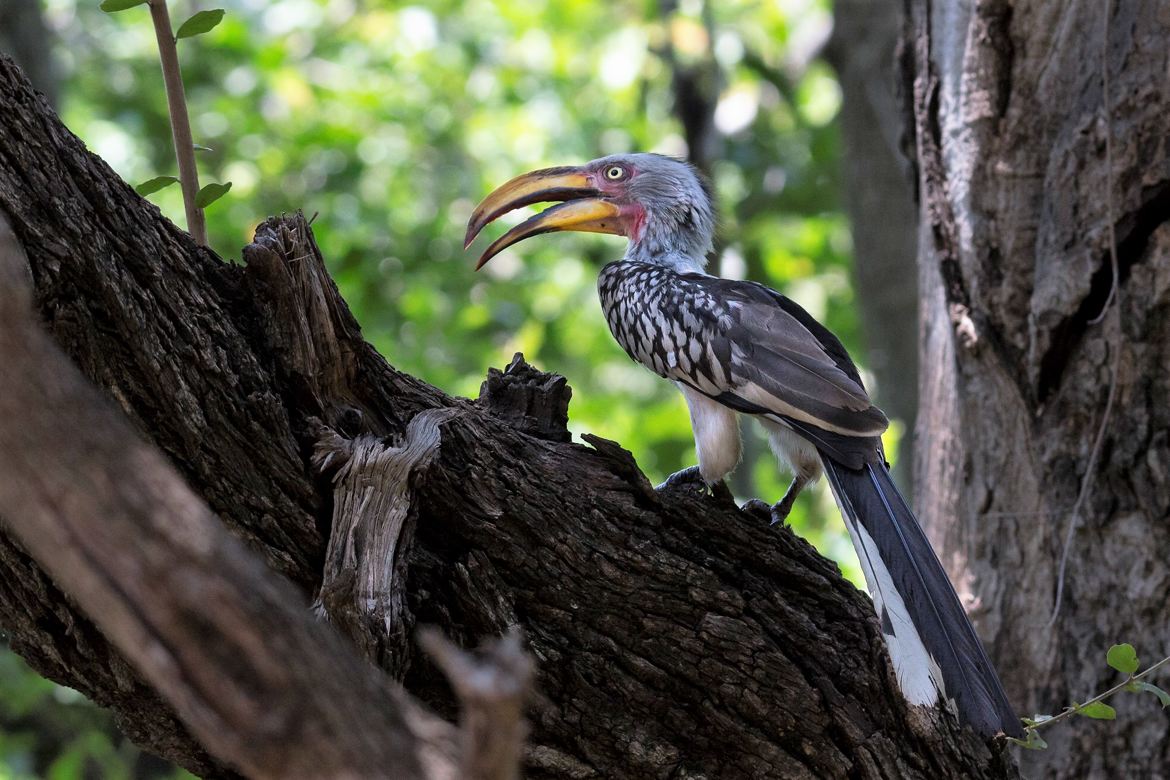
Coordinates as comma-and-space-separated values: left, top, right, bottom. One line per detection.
146, 0, 207, 246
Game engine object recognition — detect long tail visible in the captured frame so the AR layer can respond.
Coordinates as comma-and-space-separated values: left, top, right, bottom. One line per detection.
821, 456, 1023, 738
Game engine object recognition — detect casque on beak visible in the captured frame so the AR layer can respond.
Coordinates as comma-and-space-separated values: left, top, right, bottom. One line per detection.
465, 166, 625, 269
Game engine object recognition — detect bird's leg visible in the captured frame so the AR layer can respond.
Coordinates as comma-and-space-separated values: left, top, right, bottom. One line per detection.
769, 474, 810, 526
741, 475, 812, 525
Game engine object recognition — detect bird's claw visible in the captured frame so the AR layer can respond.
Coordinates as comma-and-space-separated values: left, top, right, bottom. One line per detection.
709, 479, 735, 507
656, 467, 736, 507
740, 497, 794, 527
769, 489, 801, 526
740, 498, 772, 522
769, 504, 793, 527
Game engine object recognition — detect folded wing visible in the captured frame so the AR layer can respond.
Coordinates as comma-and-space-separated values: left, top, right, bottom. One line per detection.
660, 274, 888, 443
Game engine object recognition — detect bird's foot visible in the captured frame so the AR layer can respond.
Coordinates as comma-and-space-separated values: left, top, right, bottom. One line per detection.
769, 493, 798, 526
740, 498, 772, 523
740, 497, 796, 527
656, 467, 736, 507
709, 479, 735, 507
656, 465, 703, 492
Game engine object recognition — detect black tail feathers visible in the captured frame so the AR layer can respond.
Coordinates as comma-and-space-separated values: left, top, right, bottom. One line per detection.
822, 456, 1023, 738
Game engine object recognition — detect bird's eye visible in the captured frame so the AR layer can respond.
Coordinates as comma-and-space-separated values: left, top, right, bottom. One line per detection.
605, 165, 626, 180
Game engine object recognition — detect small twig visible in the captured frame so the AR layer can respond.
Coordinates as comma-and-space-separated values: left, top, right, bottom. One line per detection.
1049, 0, 1122, 625
147, 0, 206, 246
1027, 655, 1170, 733
418, 626, 534, 780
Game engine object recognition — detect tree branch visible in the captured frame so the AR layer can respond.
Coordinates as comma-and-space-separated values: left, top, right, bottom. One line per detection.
0, 212, 460, 778
0, 55, 1016, 779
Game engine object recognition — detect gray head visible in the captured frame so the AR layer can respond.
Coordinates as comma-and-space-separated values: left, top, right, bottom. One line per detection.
465, 152, 716, 272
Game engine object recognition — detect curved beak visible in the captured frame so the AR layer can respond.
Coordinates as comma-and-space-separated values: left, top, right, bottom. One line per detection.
465, 166, 625, 270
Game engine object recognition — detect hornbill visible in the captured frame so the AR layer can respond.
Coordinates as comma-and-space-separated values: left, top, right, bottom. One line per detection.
465, 152, 1022, 739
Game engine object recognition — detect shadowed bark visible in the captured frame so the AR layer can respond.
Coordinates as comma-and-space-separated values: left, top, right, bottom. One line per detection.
0, 212, 461, 780
0, 56, 1015, 779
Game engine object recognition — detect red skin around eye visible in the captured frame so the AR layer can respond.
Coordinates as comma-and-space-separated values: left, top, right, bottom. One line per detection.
592, 166, 643, 240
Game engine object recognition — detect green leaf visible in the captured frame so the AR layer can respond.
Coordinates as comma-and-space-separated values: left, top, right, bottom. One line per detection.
99, 0, 147, 11
175, 9, 225, 39
1022, 714, 1054, 727
193, 144, 213, 152
1135, 681, 1170, 708
1008, 730, 1048, 750
194, 181, 232, 208
1077, 701, 1116, 720
1107, 644, 1139, 675
135, 175, 179, 196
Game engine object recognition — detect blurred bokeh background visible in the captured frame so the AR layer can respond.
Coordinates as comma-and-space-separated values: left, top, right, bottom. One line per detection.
0, 0, 916, 775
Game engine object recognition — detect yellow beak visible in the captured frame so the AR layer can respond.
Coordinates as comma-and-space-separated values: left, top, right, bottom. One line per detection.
465, 167, 624, 270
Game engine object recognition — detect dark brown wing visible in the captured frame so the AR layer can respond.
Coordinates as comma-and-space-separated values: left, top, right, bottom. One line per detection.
667, 274, 888, 439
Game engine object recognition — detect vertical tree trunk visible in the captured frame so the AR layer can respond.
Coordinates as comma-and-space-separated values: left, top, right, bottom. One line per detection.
907, 1, 1170, 776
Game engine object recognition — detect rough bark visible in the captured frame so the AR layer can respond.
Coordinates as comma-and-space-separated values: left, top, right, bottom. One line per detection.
826, 0, 921, 490
904, 1, 1170, 777
0, 214, 461, 780
0, 56, 1015, 779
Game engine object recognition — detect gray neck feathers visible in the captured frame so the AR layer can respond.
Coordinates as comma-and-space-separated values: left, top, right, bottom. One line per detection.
623, 198, 714, 273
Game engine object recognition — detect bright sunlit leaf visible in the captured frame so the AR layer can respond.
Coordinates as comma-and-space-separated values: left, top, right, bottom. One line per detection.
1107, 644, 1139, 675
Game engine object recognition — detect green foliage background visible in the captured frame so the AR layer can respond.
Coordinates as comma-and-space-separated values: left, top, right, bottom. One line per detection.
2, 0, 905, 775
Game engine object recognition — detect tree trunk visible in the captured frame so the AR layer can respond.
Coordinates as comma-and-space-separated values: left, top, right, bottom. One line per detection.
905, 1, 1170, 777
0, 56, 1015, 779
